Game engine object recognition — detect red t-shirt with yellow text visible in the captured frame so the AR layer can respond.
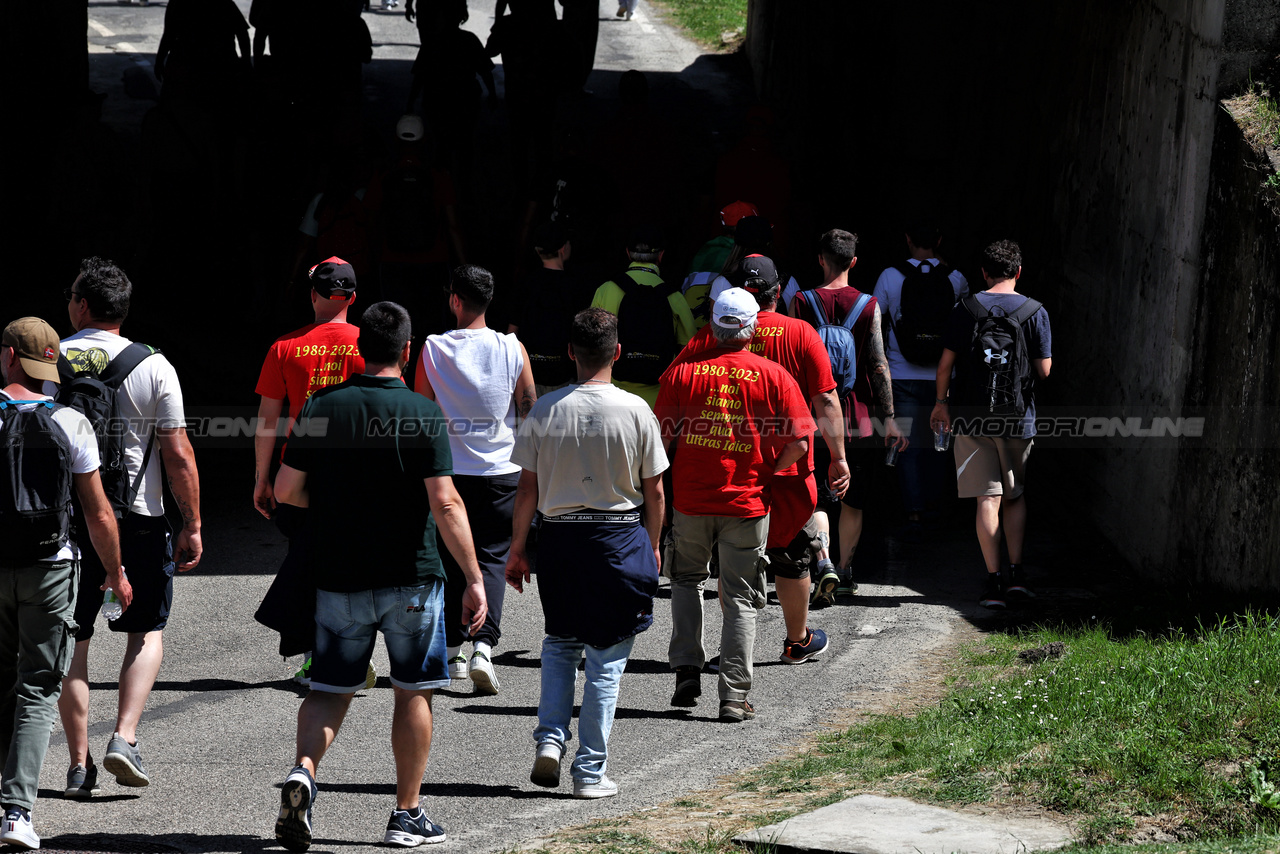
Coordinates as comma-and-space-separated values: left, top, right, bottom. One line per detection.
656, 347, 815, 517
255, 322, 365, 408
668, 310, 835, 475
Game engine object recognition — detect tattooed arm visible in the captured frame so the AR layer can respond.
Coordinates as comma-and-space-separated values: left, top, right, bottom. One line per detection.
867, 304, 907, 449
158, 426, 203, 570
514, 341, 538, 421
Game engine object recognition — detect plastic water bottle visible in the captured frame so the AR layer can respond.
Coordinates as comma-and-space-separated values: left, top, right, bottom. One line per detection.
101, 588, 123, 621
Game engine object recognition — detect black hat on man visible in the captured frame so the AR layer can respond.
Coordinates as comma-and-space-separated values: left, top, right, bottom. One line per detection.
739, 255, 780, 294
308, 256, 357, 299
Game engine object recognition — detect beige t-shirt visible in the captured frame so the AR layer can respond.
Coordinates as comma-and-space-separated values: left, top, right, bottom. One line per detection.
511, 383, 668, 517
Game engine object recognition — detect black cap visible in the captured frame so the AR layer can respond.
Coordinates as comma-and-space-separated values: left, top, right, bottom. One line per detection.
739, 255, 780, 292
627, 224, 665, 255
308, 257, 357, 299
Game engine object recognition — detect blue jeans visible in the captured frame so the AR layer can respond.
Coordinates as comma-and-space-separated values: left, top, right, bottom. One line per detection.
312, 582, 449, 692
534, 634, 635, 783
892, 379, 949, 516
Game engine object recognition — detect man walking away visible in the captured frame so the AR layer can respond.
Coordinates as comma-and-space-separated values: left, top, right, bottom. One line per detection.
656, 288, 815, 722
0, 317, 129, 847
791, 230, 905, 600
507, 308, 667, 799
930, 240, 1051, 608
591, 225, 696, 408
273, 301, 488, 850
508, 221, 592, 397
252, 257, 366, 683
417, 265, 536, 695
53, 257, 202, 795
872, 219, 968, 537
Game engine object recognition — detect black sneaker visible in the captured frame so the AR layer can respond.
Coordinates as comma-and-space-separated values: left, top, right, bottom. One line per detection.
1005, 564, 1036, 598
810, 560, 839, 606
384, 807, 446, 847
276, 765, 317, 852
670, 666, 701, 707
979, 572, 1006, 609
834, 567, 858, 597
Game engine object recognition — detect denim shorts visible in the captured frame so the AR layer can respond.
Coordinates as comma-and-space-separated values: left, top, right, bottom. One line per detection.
311, 581, 449, 693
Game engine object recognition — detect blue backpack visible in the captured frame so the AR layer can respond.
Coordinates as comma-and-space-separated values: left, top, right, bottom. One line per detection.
796, 289, 873, 405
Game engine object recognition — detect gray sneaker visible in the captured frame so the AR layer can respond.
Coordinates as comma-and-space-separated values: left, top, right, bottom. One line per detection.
65, 763, 101, 798
103, 732, 150, 787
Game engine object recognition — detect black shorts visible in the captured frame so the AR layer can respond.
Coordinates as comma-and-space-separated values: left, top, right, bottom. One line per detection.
813, 441, 876, 511
74, 514, 175, 642
765, 515, 822, 580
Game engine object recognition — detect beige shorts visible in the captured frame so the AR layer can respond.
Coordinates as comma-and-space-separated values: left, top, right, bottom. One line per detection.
954, 435, 1033, 499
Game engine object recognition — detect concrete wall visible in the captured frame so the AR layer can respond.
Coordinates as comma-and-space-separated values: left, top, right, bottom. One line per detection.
1175, 107, 1280, 592
744, 0, 1279, 593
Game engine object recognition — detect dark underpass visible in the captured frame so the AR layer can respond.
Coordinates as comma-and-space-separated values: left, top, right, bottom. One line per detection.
4, 0, 1278, 595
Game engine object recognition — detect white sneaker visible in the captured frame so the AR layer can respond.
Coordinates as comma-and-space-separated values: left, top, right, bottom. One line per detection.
573, 775, 618, 799
447, 655, 468, 681
469, 651, 500, 695
1, 807, 38, 850
530, 742, 562, 788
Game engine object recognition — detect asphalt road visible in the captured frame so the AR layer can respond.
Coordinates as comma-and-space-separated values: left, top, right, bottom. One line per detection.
37, 456, 972, 854
48, 4, 984, 853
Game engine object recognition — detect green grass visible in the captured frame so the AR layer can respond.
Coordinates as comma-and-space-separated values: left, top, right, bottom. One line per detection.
1054, 837, 1280, 854
747, 612, 1280, 847
650, 0, 747, 49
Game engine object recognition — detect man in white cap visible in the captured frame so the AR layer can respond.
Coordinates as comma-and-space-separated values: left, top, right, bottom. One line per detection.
655, 288, 816, 723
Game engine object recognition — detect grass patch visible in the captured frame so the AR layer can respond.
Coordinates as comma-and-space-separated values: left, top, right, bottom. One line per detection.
748, 612, 1280, 846
1054, 836, 1280, 854
1223, 76, 1280, 212
647, 0, 747, 50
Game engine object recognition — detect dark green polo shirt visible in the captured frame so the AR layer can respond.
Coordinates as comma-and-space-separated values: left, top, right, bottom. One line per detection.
283, 374, 453, 592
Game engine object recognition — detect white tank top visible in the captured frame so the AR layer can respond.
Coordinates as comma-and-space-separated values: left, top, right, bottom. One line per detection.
421, 328, 523, 476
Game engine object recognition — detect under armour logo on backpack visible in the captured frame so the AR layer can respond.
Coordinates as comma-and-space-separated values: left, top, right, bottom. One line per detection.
984, 348, 1009, 365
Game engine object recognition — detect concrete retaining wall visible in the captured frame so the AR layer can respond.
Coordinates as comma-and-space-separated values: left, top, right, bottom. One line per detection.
744, 0, 1279, 592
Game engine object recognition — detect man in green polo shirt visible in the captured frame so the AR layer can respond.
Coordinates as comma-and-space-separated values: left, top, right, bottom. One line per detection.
271, 301, 488, 851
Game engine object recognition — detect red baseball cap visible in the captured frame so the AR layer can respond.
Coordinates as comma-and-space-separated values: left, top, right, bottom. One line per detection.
720, 201, 759, 228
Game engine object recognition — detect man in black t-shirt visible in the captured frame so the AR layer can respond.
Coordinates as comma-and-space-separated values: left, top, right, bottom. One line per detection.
271, 301, 488, 850
509, 221, 591, 394
930, 240, 1052, 611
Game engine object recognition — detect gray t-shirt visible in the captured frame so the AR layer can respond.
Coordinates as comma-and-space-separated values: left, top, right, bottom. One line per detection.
511, 383, 668, 516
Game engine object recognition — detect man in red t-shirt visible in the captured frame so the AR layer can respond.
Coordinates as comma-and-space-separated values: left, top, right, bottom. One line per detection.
668, 256, 847, 666
790, 229, 905, 596
656, 288, 814, 724
252, 257, 365, 669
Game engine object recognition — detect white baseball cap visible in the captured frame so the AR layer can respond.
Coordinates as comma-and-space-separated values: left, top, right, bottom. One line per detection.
711, 287, 758, 330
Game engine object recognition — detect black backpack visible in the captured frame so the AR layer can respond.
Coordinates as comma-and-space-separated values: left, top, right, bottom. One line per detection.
891, 261, 957, 365
956, 295, 1043, 417
612, 270, 679, 385
56, 343, 158, 518
0, 399, 74, 567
